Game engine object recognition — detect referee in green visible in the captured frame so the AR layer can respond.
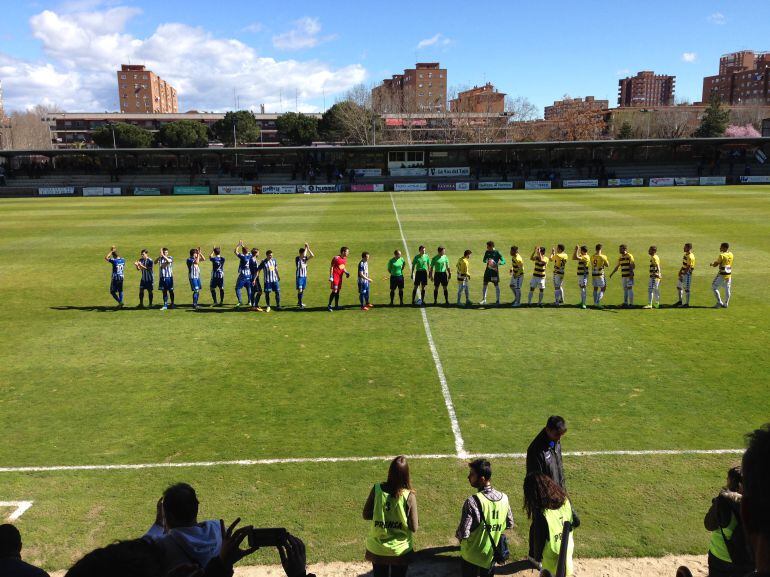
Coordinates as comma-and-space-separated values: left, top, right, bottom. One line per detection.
387, 250, 406, 306
430, 246, 452, 305
411, 245, 431, 305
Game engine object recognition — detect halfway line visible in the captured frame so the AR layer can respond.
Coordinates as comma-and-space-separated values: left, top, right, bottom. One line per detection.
389, 191, 467, 458
0, 449, 743, 474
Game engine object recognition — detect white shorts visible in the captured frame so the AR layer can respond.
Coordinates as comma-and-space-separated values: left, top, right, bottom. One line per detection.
677, 272, 692, 291
578, 274, 588, 288
530, 276, 546, 290
712, 275, 731, 290
553, 274, 564, 289
509, 275, 523, 289
648, 277, 661, 291
622, 277, 635, 289
592, 276, 606, 288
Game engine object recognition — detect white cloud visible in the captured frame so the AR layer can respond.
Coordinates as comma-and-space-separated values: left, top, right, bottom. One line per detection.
241, 22, 264, 34
708, 12, 726, 25
416, 33, 452, 50
681, 52, 697, 63
615, 68, 630, 77
1, 7, 365, 113
272, 17, 334, 51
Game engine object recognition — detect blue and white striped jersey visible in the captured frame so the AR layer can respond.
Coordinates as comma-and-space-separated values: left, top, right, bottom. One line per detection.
138, 257, 154, 283
236, 253, 251, 278
295, 256, 309, 279
358, 260, 369, 286
262, 258, 279, 283
159, 256, 173, 279
108, 257, 125, 280
187, 257, 201, 280
210, 256, 225, 279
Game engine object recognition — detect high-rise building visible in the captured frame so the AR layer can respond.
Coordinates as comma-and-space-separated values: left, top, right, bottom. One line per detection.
373, 63, 447, 113
117, 65, 178, 113
544, 96, 609, 120
618, 71, 675, 107
449, 83, 505, 113
701, 51, 770, 104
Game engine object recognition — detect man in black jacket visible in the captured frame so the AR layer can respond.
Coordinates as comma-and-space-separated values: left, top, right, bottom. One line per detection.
0, 524, 49, 577
526, 416, 567, 489
741, 424, 770, 577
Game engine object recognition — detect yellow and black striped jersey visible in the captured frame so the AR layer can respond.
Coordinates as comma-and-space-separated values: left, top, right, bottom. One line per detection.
618, 253, 635, 277
649, 255, 661, 278
510, 254, 524, 277
679, 252, 695, 275
576, 254, 590, 276
552, 252, 568, 275
531, 255, 549, 278
591, 253, 609, 276
717, 252, 734, 278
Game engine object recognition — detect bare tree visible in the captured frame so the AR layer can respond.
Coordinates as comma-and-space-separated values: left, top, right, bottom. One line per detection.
730, 100, 769, 131
2, 105, 59, 150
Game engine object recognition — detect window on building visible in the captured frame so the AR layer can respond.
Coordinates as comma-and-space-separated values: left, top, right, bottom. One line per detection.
120, 74, 126, 79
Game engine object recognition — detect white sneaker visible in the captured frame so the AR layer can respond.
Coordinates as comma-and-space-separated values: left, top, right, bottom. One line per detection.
266, 306, 272, 312
479, 299, 486, 305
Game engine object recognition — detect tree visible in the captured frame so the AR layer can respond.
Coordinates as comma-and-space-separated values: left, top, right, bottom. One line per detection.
211, 111, 260, 146
319, 100, 380, 144
693, 96, 730, 137
725, 124, 762, 137
617, 121, 633, 139
156, 120, 209, 148
276, 112, 319, 146
92, 122, 153, 148
2, 105, 60, 150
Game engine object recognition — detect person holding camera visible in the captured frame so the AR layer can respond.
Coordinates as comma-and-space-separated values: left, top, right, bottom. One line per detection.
523, 472, 580, 577
704, 466, 753, 577
456, 458, 513, 577
363, 456, 419, 577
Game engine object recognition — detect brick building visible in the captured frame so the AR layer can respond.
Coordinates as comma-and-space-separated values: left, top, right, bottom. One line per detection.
701, 51, 770, 104
373, 63, 447, 113
618, 71, 675, 107
449, 83, 505, 113
544, 96, 609, 120
117, 65, 178, 113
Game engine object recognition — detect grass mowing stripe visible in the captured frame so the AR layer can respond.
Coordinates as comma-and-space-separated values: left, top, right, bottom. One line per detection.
389, 191, 467, 457
0, 448, 743, 474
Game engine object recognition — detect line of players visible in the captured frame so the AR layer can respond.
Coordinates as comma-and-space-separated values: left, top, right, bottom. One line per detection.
103, 240, 735, 311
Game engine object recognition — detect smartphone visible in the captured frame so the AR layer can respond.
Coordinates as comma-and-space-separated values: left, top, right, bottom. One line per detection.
248, 527, 288, 548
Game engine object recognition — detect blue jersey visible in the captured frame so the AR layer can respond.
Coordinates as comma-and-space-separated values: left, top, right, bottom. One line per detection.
159, 255, 173, 279
358, 260, 369, 287
187, 257, 201, 280
210, 256, 225, 279
237, 253, 251, 278
109, 257, 125, 280
262, 258, 279, 283
138, 257, 154, 284
248, 255, 262, 277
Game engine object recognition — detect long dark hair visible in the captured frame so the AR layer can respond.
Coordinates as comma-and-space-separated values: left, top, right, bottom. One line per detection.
523, 473, 567, 519
383, 455, 413, 498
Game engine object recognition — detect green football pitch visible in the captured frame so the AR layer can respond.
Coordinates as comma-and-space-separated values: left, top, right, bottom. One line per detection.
1, 187, 768, 571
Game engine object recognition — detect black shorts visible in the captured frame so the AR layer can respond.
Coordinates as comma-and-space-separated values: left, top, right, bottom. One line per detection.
433, 271, 449, 287
414, 270, 428, 286
483, 269, 499, 284
390, 275, 405, 290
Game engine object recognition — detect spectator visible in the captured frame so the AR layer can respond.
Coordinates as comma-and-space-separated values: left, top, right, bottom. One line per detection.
0, 524, 49, 577
144, 483, 223, 573
741, 424, 770, 577
704, 466, 752, 577
456, 458, 514, 577
526, 416, 567, 489
523, 473, 580, 576
363, 455, 419, 577
66, 519, 313, 577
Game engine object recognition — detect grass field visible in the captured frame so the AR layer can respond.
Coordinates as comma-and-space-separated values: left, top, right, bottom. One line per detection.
1, 187, 768, 571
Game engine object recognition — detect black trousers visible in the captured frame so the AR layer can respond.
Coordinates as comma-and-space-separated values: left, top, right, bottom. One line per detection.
372, 563, 408, 577
708, 551, 751, 577
460, 558, 494, 577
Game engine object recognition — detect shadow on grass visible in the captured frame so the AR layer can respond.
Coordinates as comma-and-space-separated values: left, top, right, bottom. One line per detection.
349, 548, 535, 577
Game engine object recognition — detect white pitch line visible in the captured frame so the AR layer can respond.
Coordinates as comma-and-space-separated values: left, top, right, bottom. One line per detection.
0, 501, 34, 521
389, 191, 467, 458
0, 449, 744, 474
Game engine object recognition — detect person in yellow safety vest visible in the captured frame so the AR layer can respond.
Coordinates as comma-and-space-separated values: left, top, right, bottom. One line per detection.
523, 473, 580, 576
456, 458, 514, 577
704, 466, 753, 577
363, 456, 419, 577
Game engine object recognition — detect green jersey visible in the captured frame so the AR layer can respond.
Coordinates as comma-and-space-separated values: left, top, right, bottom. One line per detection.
388, 257, 406, 276
431, 254, 449, 273
482, 249, 506, 269
412, 254, 430, 271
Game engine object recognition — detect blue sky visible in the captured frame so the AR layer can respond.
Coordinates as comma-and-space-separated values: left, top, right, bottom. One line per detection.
0, 0, 766, 114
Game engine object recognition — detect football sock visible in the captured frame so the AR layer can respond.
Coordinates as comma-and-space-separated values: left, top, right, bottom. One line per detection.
580, 286, 586, 304
169, 290, 174, 305
360, 292, 365, 307
390, 290, 395, 305
265, 293, 271, 307
210, 289, 217, 303
495, 285, 500, 302
528, 290, 534, 304
464, 285, 470, 301
538, 290, 543, 304
139, 290, 144, 306
724, 284, 731, 305
482, 285, 488, 301
443, 287, 449, 303
457, 286, 463, 303
236, 288, 243, 305
412, 287, 418, 303
328, 292, 335, 307
598, 290, 604, 303
193, 291, 198, 306
219, 289, 224, 303
628, 289, 634, 306
275, 292, 281, 307
148, 291, 153, 307
111, 290, 120, 303
433, 287, 438, 303
398, 289, 404, 305
515, 288, 521, 304
298, 291, 303, 306
162, 289, 169, 306
334, 293, 340, 308
684, 290, 690, 305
